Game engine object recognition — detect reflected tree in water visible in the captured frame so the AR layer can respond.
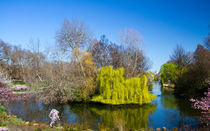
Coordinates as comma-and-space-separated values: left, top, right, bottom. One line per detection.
161, 88, 177, 109
69, 104, 100, 129
90, 104, 156, 130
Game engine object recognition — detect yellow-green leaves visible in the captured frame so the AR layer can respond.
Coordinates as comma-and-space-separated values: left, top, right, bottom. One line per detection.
92, 66, 156, 105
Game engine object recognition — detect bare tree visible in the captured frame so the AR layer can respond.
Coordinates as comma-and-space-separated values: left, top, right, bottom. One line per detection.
120, 28, 147, 77
89, 31, 149, 78
0, 40, 11, 64
88, 35, 111, 68
89, 35, 124, 69
56, 19, 91, 77
108, 42, 123, 68
170, 44, 191, 66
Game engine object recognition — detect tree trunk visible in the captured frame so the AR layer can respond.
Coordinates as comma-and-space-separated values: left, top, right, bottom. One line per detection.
76, 55, 86, 78
74, 48, 86, 78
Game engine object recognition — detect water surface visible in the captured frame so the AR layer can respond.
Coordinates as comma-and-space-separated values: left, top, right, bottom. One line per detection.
6, 82, 201, 130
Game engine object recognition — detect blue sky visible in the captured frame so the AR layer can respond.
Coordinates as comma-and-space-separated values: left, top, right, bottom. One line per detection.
0, 0, 209, 72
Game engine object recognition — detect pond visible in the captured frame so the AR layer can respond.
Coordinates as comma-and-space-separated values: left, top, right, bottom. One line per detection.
5, 82, 201, 130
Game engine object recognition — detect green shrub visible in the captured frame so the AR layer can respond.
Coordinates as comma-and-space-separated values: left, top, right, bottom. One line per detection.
0, 104, 24, 126
12, 81, 26, 85
91, 66, 156, 105
0, 105, 6, 113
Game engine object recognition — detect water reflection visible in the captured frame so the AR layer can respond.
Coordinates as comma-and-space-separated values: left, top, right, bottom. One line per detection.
5, 82, 200, 130
7, 99, 51, 122
90, 104, 156, 130
161, 88, 177, 109
149, 82, 200, 129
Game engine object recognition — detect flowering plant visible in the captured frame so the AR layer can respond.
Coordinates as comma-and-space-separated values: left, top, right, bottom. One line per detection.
190, 88, 210, 126
0, 127, 9, 131
0, 81, 25, 106
0, 88, 16, 103
11, 85, 27, 91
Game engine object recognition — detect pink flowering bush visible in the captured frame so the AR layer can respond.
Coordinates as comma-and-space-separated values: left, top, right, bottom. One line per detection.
189, 88, 210, 126
0, 88, 16, 103
0, 127, 8, 131
11, 85, 27, 91
0, 82, 25, 104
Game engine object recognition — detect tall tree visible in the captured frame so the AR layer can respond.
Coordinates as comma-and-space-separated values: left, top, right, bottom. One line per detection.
170, 44, 191, 66
160, 62, 179, 84
120, 28, 149, 77
88, 35, 110, 68
56, 19, 91, 77
175, 44, 210, 98
193, 44, 210, 85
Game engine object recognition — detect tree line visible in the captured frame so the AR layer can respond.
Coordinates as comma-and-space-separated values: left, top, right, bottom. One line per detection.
0, 19, 150, 104
160, 32, 210, 98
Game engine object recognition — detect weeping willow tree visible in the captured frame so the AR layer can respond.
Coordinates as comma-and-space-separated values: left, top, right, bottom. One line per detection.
91, 66, 156, 105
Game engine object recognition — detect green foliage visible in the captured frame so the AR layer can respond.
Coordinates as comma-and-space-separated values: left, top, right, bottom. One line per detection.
161, 88, 177, 109
0, 104, 24, 127
175, 45, 210, 98
153, 74, 160, 81
8, 116, 23, 126
145, 72, 154, 80
91, 66, 156, 105
8, 81, 26, 88
12, 81, 26, 85
161, 44, 209, 98
62, 123, 90, 131
0, 105, 6, 113
34, 128, 42, 131
72, 88, 86, 102
153, 76, 158, 81
28, 81, 49, 91
160, 63, 179, 84
71, 51, 97, 102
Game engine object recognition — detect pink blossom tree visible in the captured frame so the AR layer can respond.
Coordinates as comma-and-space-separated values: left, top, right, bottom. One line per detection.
0, 82, 23, 104
190, 88, 210, 127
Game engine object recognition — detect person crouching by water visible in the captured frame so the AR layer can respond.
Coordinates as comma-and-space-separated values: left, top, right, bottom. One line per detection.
49, 109, 60, 127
